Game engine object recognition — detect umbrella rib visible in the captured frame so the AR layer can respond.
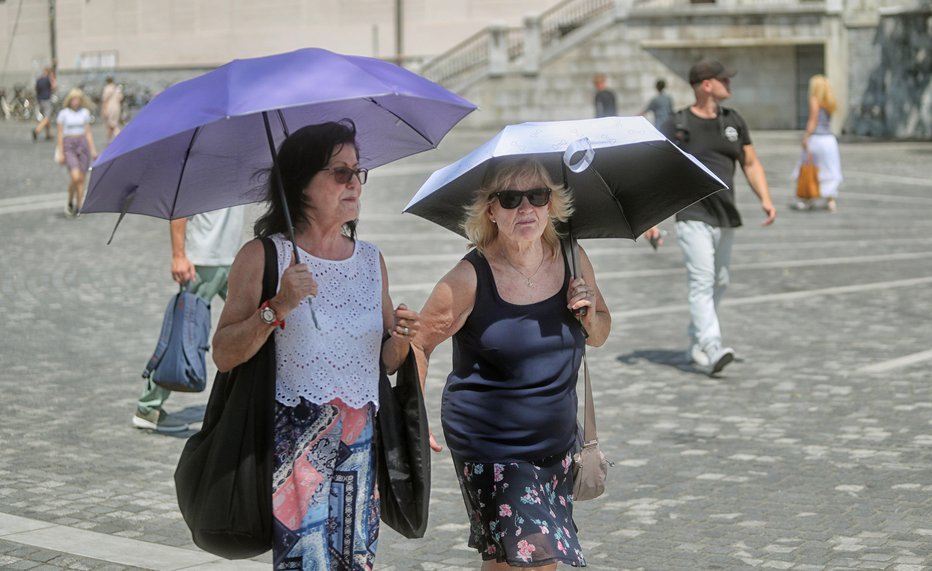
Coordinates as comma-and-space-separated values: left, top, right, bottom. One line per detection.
168, 126, 202, 219
366, 97, 432, 146
594, 169, 629, 225
276, 109, 291, 137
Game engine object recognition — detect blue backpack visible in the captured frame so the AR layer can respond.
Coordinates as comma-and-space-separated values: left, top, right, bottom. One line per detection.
143, 290, 212, 392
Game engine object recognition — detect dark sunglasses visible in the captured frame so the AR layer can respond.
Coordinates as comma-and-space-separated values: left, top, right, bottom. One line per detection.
489, 188, 551, 209
320, 166, 368, 185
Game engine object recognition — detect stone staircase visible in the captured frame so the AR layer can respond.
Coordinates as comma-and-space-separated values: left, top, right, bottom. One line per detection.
417, 0, 619, 93
415, 0, 836, 93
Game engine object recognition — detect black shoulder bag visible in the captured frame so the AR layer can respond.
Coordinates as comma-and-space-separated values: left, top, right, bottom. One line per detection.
174, 237, 278, 559
375, 338, 431, 538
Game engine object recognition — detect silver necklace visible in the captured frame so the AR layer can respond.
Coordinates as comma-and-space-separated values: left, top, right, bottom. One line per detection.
503, 250, 546, 288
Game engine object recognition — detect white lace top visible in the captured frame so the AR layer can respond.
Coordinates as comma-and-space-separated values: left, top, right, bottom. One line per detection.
269, 234, 383, 409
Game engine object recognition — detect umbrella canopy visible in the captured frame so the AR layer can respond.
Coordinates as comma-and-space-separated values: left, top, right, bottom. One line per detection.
83, 48, 476, 221
403, 116, 726, 240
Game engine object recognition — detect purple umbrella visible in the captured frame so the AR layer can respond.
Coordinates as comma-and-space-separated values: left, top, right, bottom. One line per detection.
83, 47, 476, 227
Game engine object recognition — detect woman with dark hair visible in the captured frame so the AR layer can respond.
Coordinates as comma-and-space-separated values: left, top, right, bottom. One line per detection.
212, 120, 419, 569
412, 158, 612, 570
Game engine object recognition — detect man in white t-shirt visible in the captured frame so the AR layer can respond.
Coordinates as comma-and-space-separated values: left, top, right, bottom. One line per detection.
133, 206, 246, 432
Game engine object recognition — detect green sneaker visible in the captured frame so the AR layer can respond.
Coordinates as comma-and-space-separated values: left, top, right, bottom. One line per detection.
132, 408, 189, 432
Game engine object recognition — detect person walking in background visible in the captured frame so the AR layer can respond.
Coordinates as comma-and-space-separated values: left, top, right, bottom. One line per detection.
792, 74, 843, 212
412, 158, 611, 570
32, 67, 56, 141
212, 121, 418, 569
644, 59, 776, 376
642, 78, 674, 127
132, 206, 246, 433
593, 72, 617, 118
55, 88, 97, 218
101, 76, 123, 142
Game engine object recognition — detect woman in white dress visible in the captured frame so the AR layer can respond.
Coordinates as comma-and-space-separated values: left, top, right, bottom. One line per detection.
101, 76, 123, 141
793, 74, 843, 212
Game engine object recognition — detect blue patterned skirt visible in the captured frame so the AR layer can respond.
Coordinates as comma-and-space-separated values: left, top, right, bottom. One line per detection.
452, 450, 586, 567
272, 398, 379, 570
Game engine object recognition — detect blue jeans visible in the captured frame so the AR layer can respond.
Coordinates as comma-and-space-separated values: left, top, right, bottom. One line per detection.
136, 266, 229, 413
675, 220, 735, 352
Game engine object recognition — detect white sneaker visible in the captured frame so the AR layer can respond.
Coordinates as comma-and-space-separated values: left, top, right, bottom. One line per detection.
706, 346, 735, 376
688, 343, 710, 367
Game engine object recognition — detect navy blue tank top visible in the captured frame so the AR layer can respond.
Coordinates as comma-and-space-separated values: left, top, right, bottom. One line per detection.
440, 248, 585, 462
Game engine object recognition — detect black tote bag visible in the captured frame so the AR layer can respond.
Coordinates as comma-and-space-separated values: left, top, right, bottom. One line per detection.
174, 237, 278, 559
376, 345, 431, 538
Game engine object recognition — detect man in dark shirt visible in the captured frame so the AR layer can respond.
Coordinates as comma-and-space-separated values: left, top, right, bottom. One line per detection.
645, 59, 776, 375
32, 67, 56, 141
592, 73, 616, 118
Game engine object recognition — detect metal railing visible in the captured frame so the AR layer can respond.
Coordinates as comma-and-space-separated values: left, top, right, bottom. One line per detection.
540, 0, 615, 47
507, 28, 525, 61
419, 29, 496, 86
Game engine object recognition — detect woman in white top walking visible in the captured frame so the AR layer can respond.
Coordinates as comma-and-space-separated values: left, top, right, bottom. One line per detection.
212, 120, 419, 570
55, 88, 98, 217
794, 75, 843, 212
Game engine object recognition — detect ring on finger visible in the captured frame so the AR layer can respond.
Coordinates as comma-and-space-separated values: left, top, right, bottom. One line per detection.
403, 326, 410, 336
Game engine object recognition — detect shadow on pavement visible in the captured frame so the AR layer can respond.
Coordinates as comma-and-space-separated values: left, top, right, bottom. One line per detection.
615, 348, 707, 376
173, 404, 207, 425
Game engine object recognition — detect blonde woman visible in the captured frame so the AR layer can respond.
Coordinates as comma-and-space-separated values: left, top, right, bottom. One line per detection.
793, 75, 843, 212
55, 88, 97, 218
413, 158, 611, 570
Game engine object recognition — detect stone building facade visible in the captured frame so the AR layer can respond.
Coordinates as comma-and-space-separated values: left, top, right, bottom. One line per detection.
442, 0, 930, 138
1, 0, 927, 138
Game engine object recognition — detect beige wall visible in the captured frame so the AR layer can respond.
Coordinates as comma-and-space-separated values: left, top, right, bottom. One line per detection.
1, 0, 546, 84
0, 0, 53, 85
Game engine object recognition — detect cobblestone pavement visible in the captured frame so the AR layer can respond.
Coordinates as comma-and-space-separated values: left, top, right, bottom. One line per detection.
1, 118, 931, 571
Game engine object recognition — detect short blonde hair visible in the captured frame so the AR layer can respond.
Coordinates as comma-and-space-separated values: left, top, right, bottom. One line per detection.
462, 158, 574, 256
809, 75, 837, 115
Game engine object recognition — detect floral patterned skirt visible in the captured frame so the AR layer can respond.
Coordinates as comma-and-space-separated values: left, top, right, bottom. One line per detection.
452, 450, 586, 568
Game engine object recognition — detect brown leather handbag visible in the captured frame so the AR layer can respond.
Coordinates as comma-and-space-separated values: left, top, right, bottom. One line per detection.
796, 157, 821, 200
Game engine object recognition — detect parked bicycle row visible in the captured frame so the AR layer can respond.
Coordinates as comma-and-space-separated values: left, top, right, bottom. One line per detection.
2, 77, 153, 126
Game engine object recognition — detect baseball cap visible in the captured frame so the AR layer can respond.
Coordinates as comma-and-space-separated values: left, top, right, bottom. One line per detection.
688, 60, 736, 85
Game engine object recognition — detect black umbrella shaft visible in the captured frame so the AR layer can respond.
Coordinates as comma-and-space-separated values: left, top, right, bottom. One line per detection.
261, 111, 319, 329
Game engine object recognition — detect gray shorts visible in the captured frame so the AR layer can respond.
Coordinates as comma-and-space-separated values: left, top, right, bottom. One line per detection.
37, 100, 53, 120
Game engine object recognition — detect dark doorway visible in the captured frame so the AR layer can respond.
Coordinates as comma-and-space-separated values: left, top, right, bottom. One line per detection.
795, 45, 824, 128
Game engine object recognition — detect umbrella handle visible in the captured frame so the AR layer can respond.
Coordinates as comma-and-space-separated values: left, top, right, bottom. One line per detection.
263, 111, 320, 330
561, 236, 589, 337
560, 142, 591, 328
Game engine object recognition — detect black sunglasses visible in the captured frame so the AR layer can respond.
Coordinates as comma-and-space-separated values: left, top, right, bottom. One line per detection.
320, 166, 368, 185
489, 188, 551, 209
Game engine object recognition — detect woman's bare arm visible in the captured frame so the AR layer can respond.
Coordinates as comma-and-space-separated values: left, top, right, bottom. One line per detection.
211, 239, 273, 372
410, 260, 476, 452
